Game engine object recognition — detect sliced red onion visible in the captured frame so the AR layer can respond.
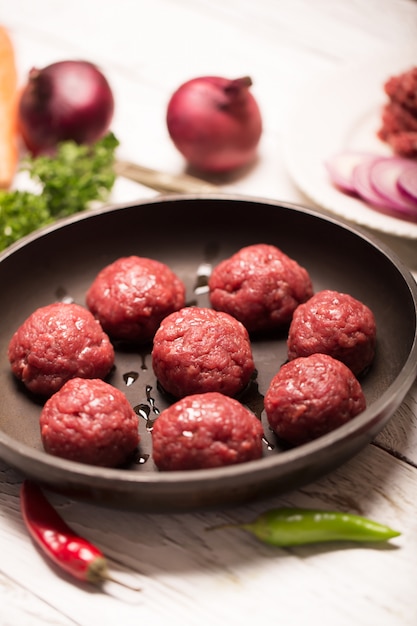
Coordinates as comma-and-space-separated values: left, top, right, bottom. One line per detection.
325, 151, 376, 193
352, 156, 391, 208
369, 157, 417, 216
325, 150, 417, 223
397, 161, 417, 203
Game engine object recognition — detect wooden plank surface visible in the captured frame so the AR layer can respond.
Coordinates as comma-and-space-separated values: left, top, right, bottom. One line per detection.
1, 1, 416, 624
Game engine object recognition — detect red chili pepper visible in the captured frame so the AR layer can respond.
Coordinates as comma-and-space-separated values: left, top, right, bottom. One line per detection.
20, 479, 111, 585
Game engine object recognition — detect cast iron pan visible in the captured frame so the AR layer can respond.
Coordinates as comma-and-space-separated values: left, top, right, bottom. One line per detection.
0, 195, 416, 511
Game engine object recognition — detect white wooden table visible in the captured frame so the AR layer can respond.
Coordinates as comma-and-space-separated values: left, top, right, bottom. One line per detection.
1, 1, 417, 624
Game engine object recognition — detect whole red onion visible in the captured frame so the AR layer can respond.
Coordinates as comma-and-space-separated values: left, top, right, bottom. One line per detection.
18, 60, 115, 155
166, 75, 262, 173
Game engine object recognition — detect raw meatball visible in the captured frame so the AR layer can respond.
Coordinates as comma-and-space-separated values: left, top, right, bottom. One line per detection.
86, 255, 186, 343
40, 378, 139, 467
152, 392, 264, 470
8, 302, 114, 396
264, 353, 366, 446
152, 306, 255, 398
287, 289, 376, 376
208, 243, 313, 333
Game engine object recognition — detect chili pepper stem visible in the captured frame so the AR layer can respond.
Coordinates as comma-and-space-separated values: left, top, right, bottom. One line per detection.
100, 571, 142, 592
206, 522, 241, 532
87, 558, 141, 590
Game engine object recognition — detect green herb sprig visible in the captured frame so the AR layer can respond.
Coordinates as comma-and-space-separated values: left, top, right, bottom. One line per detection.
0, 132, 119, 252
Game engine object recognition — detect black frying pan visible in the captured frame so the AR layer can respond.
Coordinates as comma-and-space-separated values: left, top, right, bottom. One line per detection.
0, 195, 415, 511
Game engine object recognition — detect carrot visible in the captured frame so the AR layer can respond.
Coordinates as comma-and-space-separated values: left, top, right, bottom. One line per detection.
0, 25, 18, 188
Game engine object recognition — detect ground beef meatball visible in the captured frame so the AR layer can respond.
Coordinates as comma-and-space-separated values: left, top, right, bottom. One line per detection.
264, 353, 366, 446
378, 66, 417, 157
8, 302, 114, 396
40, 378, 139, 467
208, 243, 313, 333
287, 289, 376, 376
152, 306, 255, 398
86, 255, 186, 343
152, 392, 264, 470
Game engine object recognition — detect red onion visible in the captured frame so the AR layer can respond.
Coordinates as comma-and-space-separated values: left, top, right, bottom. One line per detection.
351, 156, 392, 208
18, 60, 114, 155
397, 161, 417, 202
368, 157, 417, 214
326, 150, 417, 222
166, 75, 262, 173
325, 151, 376, 194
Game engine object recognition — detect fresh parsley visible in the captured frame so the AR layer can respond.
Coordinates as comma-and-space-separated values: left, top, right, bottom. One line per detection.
0, 132, 119, 251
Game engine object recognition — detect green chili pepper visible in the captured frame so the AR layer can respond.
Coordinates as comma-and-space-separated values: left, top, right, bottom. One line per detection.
209, 507, 401, 546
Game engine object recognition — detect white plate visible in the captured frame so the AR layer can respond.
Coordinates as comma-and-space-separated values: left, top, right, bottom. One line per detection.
284, 49, 417, 239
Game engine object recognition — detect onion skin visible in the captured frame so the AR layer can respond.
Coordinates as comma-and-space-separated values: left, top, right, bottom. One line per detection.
166, 75, 262, 173
18, 60, 114, 155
